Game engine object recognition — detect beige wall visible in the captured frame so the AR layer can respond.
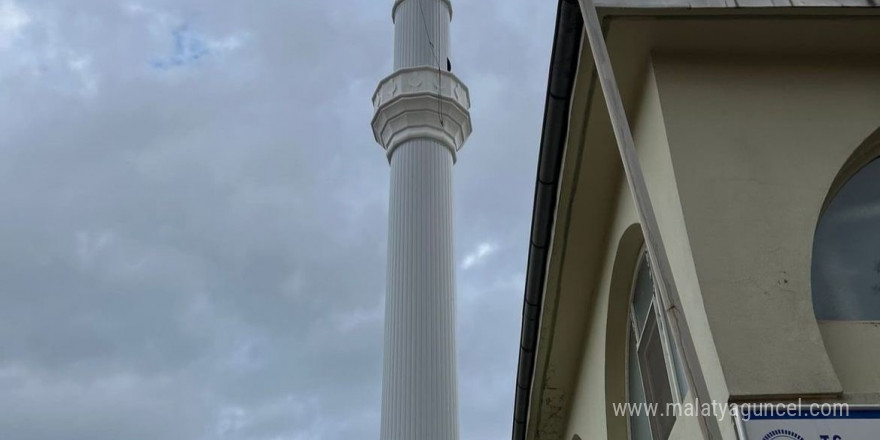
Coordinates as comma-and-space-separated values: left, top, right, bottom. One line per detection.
563, 62, 729, 440
529, 15, 880, 440
655, 53, 880, 399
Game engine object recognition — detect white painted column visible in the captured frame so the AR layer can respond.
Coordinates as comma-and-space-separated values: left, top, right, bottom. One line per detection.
393, 0, 450, 70
371, 1, 471, 439
383, 140, 457, 439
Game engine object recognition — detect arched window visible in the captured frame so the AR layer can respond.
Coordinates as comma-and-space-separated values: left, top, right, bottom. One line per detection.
812, 158, 880, 320
627, 251, 688, 440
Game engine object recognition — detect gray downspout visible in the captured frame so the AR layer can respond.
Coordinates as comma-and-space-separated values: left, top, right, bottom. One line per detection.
512, 1, 582, 439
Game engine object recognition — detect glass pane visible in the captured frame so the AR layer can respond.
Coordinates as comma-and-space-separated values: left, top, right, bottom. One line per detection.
639, 312, 676, 440
628, 327, 653, 440
812, 158, 880, 320
632, 252, 655, 334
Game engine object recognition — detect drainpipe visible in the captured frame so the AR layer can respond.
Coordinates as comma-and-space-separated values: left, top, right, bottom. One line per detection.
511, 1, 582, 439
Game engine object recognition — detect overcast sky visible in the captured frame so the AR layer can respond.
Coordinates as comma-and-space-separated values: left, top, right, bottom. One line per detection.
0, 1, 556, 439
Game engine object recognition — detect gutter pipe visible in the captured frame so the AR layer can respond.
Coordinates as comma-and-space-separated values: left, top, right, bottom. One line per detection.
511, 1, 583, 439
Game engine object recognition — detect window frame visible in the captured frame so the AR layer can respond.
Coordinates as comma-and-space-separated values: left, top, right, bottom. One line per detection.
625, 248, 685, 440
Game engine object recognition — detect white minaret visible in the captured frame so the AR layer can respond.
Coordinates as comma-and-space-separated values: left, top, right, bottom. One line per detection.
371, 0, 472, 438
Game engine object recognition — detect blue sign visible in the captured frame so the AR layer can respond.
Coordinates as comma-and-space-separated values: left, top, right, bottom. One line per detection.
734, 405, 880, 440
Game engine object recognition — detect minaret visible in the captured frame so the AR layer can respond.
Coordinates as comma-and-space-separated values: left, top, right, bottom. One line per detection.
370, 0, 472, 438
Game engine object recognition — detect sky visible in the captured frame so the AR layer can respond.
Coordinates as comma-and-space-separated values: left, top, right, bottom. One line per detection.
0, 1, 557, 438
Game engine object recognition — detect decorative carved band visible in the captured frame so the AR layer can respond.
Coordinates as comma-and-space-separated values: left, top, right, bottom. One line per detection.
371, 66, 472, 161
392, 0, 453, 21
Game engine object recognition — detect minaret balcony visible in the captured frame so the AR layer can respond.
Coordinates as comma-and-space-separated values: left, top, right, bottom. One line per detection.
371, 66, 472, 161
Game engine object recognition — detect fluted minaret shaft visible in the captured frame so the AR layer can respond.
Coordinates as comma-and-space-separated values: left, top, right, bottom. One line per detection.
383, 140, 457, 439
371, 1, 471, 439
393, 0, 450, 70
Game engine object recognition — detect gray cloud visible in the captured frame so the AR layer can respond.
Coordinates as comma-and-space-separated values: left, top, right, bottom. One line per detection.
0, 1, 555, 438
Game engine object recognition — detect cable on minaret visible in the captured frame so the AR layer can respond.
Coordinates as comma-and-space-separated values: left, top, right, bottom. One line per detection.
416, 0, 445, 126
